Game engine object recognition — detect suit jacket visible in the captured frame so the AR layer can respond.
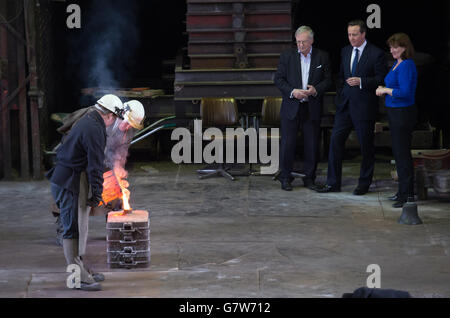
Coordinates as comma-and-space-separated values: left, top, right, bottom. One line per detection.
335, 42, 387, 121
274, 47, 332, 121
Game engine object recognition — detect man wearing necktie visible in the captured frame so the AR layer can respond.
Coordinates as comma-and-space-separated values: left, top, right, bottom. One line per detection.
316, 20, 387, 195
275, 26, 332, 191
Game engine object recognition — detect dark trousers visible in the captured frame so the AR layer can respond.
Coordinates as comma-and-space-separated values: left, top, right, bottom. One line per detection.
327, 107, 375, 189
280, 102, 321, 181
51, 183, 79, 239
387, 105, 418, 200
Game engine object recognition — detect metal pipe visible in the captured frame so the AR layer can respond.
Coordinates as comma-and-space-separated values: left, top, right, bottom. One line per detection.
134, 115, 176, 138
131, 123, 176, 145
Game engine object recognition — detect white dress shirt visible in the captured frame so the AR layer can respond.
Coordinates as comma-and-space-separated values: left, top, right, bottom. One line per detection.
350, 40, 367, 89
300, 48, 312, 90
290, 47, 312, 101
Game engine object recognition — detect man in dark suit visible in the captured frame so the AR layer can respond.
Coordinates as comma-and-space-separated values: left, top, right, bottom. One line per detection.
316, 20, 387, 195
275, 26, 332, 191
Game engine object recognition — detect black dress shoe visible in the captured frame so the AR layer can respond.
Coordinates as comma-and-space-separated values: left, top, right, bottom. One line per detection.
315, 184, 340, 193
392, 200, 407, 208
302, 178, 316, 190
280, 180, 293, 191
275, 174, 295, 183
353, 186, 369, 196
388, 194, 399, 201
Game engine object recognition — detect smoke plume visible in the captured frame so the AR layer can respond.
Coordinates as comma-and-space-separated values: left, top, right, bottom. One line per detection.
68, 0, 140, 89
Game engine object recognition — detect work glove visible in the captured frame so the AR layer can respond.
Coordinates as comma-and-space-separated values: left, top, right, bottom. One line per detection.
86, 194, 105, 208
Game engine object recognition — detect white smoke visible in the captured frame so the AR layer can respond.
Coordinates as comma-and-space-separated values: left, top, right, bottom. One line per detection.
69, 0, 140, 89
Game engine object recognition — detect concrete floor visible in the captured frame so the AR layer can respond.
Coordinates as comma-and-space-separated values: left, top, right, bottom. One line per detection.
1, 158, 450, 298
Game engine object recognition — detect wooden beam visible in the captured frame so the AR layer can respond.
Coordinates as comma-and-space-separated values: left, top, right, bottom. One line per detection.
16, 2, 30, 179
24, 0, 41, 179
0, 1, 12, 179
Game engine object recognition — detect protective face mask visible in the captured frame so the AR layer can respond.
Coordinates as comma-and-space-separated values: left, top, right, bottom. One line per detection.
106, 118, 123, 137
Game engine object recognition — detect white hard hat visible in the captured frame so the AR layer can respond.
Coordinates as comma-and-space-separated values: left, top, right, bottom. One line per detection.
123, 100, 145, 130
97, 94, 123, 118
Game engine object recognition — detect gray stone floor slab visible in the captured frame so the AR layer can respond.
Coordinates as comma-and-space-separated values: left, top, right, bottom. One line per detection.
0, 160, 449, 298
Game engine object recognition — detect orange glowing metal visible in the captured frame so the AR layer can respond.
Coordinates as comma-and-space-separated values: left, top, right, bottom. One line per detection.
99, 170, 121, 206
122, 187, 131, 211
113, 167, 132, 214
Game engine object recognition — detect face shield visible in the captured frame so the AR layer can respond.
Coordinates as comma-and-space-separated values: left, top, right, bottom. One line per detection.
106, 118, 137, 139
104, 118, 136, 171
105, 116, 120, 135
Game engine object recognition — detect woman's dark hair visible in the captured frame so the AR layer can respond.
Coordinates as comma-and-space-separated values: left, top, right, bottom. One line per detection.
348, 20, 367, 34
387, 33, 415, 60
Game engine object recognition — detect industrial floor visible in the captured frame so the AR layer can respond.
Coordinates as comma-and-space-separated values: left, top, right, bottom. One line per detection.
1, 157, 450, 298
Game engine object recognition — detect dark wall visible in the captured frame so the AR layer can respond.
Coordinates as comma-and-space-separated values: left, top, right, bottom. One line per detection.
51, 0, 186, 112
292, 0, 448, 72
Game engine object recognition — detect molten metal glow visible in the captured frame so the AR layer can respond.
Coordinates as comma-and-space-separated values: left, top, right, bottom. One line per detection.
122, 188, 131, 211
100, 170, 121, 205
114, 167, 132, 212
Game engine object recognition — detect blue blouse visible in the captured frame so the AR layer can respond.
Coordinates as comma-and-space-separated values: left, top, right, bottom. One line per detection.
384, 59, 417, 108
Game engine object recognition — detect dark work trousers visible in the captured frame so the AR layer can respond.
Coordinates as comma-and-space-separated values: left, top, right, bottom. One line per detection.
280, 102, 321, 181
327, 107, 375, 189
387, 104, 418, 200
51, 183, 79, 239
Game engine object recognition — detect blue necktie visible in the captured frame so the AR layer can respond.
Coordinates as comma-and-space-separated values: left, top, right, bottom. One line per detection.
351, 48, 359, 76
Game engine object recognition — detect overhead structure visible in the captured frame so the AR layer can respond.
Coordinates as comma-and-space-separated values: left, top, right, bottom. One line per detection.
174, 0, 292, 101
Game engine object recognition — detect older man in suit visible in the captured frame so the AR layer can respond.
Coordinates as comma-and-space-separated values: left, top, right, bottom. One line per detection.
316, 20, 387, 195
275, 26, 332, 191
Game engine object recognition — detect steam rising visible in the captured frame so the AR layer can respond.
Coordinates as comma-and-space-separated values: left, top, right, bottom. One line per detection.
68, 0, 140, 89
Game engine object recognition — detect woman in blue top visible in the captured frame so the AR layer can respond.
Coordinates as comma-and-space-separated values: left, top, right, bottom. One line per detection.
376, 33, 418, 208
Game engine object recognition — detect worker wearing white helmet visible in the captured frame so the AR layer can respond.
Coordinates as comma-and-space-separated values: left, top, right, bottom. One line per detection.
123, 100, 145, 130
105, 100, 146, 179
46, 93, 124, 291
96, 94, 124, 119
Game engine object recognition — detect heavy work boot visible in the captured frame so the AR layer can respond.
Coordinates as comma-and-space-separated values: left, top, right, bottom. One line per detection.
79, 255, 105, 282
63, 239, 102, 291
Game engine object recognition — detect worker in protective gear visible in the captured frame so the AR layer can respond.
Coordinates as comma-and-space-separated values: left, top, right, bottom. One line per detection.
46, 94, 123, 291
75, 99, 145, 284
52, 95, 123, 247
76, 95, 127, 279
78, 99, 145, 269
105, 100, 146, 178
